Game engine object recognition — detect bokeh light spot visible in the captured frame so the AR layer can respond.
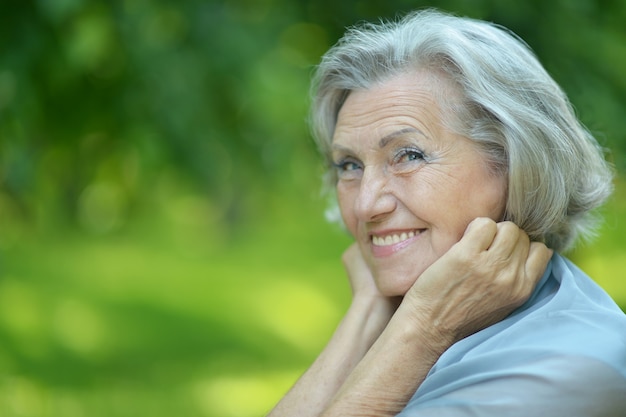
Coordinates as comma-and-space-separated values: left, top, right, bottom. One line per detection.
52, 298, 109, 359
249, 280, 340, 353
192, 371, 299, 417
78, 181, 127, 234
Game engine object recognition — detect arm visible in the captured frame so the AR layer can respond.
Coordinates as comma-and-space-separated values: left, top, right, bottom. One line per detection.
269, 219, 552, 417
321, 219, 551, 416
267, 245, 400, 417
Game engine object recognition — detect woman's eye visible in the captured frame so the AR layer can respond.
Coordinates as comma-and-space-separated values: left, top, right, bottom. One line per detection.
396, 148, 426, 164
333, 158, 363, 179
334, 159, 362, 172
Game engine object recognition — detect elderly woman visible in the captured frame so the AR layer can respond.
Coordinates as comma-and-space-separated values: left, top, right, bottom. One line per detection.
268, 9, 626, 417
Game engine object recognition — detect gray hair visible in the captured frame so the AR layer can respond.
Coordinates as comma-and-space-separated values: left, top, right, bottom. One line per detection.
310, 9, 613, 253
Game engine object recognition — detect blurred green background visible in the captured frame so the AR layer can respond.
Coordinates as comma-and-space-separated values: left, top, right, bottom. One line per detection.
1, 0, 625, 416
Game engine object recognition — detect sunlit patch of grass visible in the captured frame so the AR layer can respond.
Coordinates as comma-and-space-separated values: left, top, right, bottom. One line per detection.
193, 371, 301, 417
0, 377, 48, 417
244, 278, 341, 354
52, 298, 110, 360
0, 279, 46, 345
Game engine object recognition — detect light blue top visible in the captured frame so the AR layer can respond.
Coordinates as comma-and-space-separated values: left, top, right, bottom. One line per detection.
398, 253, 626, 417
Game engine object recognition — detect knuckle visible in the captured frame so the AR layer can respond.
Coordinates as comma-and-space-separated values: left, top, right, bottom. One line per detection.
475, 217, 495, 226
530, 241, 548, 253
496, 221, 519, 234
469, 217, 496, 234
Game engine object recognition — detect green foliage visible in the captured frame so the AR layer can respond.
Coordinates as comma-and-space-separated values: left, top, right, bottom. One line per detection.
2, 0, 626, 232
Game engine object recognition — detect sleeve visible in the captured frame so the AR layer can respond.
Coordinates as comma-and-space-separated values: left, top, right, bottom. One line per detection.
397, 354, 626, 417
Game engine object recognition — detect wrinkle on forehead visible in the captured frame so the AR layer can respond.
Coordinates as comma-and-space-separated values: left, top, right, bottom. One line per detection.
332, 69, 463, 145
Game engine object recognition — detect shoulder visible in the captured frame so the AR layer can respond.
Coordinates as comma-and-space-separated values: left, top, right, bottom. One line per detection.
435, 253, 626, 371
481, 253, 626, 365
400, 254, 626, 416
400, 354, 626, 417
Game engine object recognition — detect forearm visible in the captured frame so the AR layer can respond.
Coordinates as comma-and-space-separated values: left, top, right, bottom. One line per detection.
267, 295, 396, 417
321, 305, 451, 417
319, 221, 551, 417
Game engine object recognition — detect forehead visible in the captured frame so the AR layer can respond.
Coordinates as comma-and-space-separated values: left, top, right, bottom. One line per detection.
333, 70, 458, 143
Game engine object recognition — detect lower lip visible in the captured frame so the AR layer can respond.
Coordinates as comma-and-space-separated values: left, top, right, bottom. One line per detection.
370, 232, 423, 257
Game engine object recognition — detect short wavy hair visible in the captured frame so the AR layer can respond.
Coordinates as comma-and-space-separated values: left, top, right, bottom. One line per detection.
310, 9, 613, 253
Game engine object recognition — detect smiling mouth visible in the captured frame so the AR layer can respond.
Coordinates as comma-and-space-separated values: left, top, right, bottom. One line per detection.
372, 230, 423, 247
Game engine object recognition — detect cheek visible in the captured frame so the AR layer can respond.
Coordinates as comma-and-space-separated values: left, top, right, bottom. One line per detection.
416, 172, 506, 251
465, 174, 508, 222
429, 227, 464, 261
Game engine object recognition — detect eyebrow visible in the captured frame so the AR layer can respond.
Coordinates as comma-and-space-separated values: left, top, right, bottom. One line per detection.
331, 127, 426, 153
378, 127, 426, 148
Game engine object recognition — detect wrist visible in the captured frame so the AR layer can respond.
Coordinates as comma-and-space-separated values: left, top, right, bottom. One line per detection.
341, 294, 399, 354
321, 298, 455, 417
393, 301, 456, 358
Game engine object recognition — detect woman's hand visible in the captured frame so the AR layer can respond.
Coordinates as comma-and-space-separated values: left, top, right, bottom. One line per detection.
342, 243, 402, 314
320, 219, 552, 417
402, 217, 552, 346
270, 218, 552, 417
340, 243, 402, 360
267, 244, 401, 417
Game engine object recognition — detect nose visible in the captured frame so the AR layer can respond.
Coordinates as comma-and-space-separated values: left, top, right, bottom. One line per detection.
354, 166, 396, 222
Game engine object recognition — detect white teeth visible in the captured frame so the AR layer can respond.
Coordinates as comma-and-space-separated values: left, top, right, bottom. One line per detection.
372, 230, 419, 246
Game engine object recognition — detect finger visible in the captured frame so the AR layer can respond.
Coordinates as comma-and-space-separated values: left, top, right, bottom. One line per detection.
487, 222, 528, 258
524, 242, 553, 284
510, 228, 531, 268
341, 243, 360, 269
457, 217, 498, 253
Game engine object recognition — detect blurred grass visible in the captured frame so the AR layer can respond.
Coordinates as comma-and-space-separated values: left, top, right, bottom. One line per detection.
0, 176, 624, 417
0, 176, 354, 417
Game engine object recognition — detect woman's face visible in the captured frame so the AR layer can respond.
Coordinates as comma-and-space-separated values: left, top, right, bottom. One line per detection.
332, 71, 507, 296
